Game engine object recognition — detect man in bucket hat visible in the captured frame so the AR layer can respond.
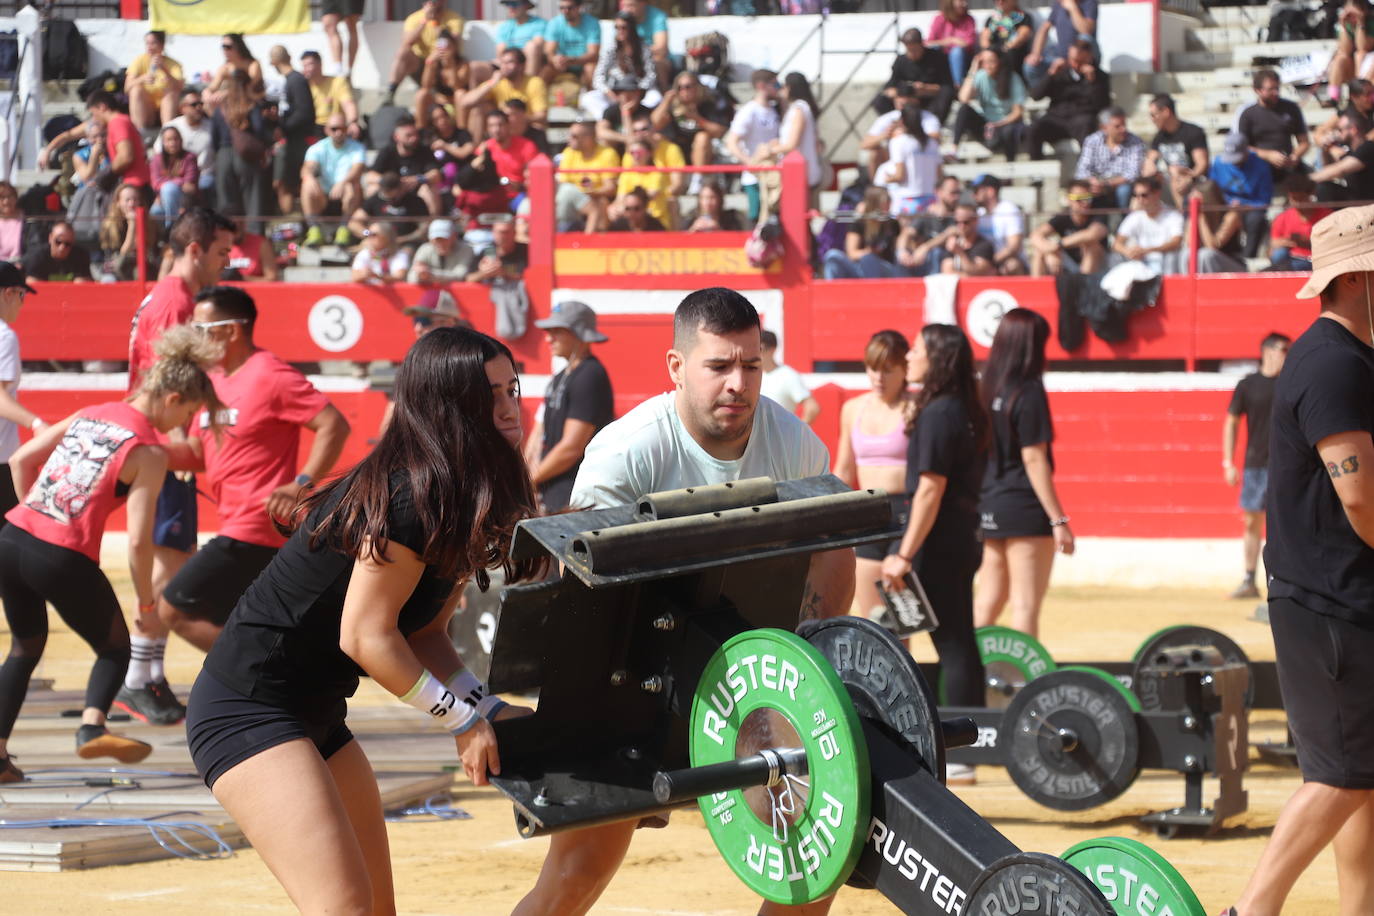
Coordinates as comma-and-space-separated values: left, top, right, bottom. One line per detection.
523, 300, 614, 510
1227, 205, 1374, 916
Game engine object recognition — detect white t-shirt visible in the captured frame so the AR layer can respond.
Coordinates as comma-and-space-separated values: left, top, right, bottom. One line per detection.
884, 133, 942, 211
761, 363, 811, 413
156, 115, 215, 176
869, 108, 942, 141
728, 100, 780, 188
1116, 207, 1185, 274
351, 247, 412, 280
783, 100, 823, 188
570, 392, 830, 510
0, 319, 20, 461
978, 199, 1025, 252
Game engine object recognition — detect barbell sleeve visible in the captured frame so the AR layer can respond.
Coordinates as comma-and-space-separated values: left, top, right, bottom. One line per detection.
653, 747, 808, 805
941, 716, 979, 750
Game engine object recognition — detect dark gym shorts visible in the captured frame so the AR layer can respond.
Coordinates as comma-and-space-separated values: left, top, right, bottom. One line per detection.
320, 0, 365, 17
163, 535, 278, 626
186, 669, 353, 789
855, 494, 910, 561
1240, 467, 1268, 513
979, 494, 1052, 539
1270, 596, 1374, 788
154, 471, 198, 552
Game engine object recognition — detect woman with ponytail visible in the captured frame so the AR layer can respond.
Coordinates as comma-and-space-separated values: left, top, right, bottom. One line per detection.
0, 326, 223, 778
185, 327, 543, 913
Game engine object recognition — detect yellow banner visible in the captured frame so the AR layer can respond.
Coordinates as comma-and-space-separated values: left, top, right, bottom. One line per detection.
149, 0, 309, 35
555, 247, 778, 276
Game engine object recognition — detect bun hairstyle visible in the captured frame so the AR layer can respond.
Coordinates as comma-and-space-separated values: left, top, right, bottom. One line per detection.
136, 324, 227, 433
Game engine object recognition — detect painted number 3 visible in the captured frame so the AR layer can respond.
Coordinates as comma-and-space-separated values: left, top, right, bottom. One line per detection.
308, 295, 364, 352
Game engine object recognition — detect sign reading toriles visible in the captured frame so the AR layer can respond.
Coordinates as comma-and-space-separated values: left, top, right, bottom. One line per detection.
556, 247, 781, 276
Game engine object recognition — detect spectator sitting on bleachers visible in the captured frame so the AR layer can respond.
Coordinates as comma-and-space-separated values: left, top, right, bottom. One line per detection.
618, 131, 679, 227
597, 79, 652, 152
349, 172, 430, 247
586, 13, 658, 121
607, 186, 664, 232
223, 216, 280, 282
726, 69, 782, 224
462, 48, 549, 139
542, 0, 601, 88
1141, 93, 1208, 206
496, 0, 549, 79
952, 49, 1026, 159
407, 218, 477, 284
1268, 174, 1328, 270
368, 114, 443, 216
875, 103, 944, 216
823, 187, 902, 279
302, 114, 366, 247
917, 174, 965, 237
1191, 176, 1249, 274
620, 0, 670, 91
1326, 0, 1374, 104
556, 119, 618, 232
0, 183, 22, 264
98, 182, 160, 282
268, 47, 316, 216
928, 0, 977, 85
972, 174, 1026, 275
413, 32, 468, 133
1210, 132, 1273, 258
503, 98, 551, 155
1112, 175, 1183, 275
1025, 40, 1109, 160
1235, 69, 1311, 186
125, 30, 184, 131
71, 120, 110, 190
425, 104, 476, 195
300, 52, 360, 139
386, 0, 465, 106
685, 179, 745, 232
1310, 110, 1374, 200
1074, 105, 1145, 210
466, 216, 527, 282
207, 34, 267, 109
981, 0, 1035, 78
452, 155, 516, 232
23, 221, 92, 284
653, 73, 732, 175
350, 221, 410, 284
479, 109, 539, 201
1028, 178, 1107, 275
86, 90, 151, 193
933, 202, 996, 275
863, 83, 941, 179
875, 28, 955, 125
155, 89, 215, 196
1024, 0, 1097, 86
1314, 79, 1374, 164
150, 127, 199, 227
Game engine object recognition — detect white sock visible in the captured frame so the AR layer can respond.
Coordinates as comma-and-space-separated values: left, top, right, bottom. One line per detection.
126, 636, 157, 688
149, 639, 167, 684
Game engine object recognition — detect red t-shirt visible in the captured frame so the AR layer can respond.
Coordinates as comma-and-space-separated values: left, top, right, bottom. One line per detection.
227, 234, 266, 279
106, 113, 151, 187
487, 135, 538, 200
6, 401, 159, 562
128, 275, 196, 393
1270, 206, 1331, 260
197, 349, 330, 548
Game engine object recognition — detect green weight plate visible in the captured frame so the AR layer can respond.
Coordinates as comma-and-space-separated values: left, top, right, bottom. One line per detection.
1131, 625, 1253, 710
691, 628, 871, 905
976, 626, 1058, 709
1062, 836, 1208, 916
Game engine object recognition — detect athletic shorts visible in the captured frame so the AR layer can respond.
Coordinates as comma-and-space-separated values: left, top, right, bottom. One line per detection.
980, 494, 1052, 539
154, 471, 198, 552
855, 494, 911, 561
186, 669, 353, 789
0, 464, 17, 521
163, 535, 278, 626
320, 0, 364, 17
1271, 596, 1374, 789
1240, 467, 1268, 513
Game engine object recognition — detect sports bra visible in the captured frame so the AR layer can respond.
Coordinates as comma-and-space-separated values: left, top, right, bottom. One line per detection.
852, 403, 909, 467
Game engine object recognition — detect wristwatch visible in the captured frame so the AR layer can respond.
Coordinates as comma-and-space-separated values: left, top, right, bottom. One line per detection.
294, 472, 313, 488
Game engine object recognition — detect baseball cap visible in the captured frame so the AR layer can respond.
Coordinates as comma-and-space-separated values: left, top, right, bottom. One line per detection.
0, 261, 35, 294
403, 289, 462, 319
1219, 132, 1248, 166
428, 219, 455, 240
535, 300, 608, 343
973, 174, 1002, 191
611, 76, 642, 93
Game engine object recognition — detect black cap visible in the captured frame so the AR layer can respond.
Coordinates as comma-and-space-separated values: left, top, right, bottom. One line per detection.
973, 173, 1002, 191
611, 76, 642, 93
0, 261, 35, 294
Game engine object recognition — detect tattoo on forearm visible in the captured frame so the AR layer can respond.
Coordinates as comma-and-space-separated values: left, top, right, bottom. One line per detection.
798, 581, 822, 622
1328, 455, 1361, 478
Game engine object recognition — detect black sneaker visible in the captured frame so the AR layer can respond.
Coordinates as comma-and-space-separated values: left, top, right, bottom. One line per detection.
75, 724, 151, 764
0, 753, 22, 784
114, 678, 186, 726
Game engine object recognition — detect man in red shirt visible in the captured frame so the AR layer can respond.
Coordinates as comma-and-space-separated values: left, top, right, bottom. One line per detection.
480, 109, 538, 201
86, 89, 152, 190
115, 207, 234, 725
1269, 173, 1330, 271
159, 286, 351, 651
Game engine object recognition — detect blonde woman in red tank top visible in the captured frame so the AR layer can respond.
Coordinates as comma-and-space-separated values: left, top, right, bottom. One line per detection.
833, 330, 915, 618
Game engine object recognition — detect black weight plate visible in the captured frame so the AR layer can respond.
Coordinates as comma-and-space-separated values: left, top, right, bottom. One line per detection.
800, 616, 945, 781
966, 851, 1113, 916
1001, 668, 1140, 812
1131, 625, 1253, 711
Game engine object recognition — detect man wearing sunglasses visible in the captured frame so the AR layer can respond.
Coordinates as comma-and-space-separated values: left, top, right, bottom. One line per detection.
23, 222, 93, 284
1028, 179, 1108, 276
302, 114, 367, 248
1112, 175, 1183, 275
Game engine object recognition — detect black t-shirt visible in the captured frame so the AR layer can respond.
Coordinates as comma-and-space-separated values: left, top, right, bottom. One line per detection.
1345, 140, 1374, 201
204, 476, 457, 705
956, 234, 997, 265
608, 216, 666, 231
599, 102, 654, 134
23, 243, 91, 282
1342, 103, 1374, 139
1047, 212, 1107, 262
1228, 372, 1277, 469
888, 49, 953, 89
846, 220, 900, 262
540, 354, 615, 510
905, 393, 986, 555
371, 143, 440, 179
427, 126, 475, 171
914, 210, 954, 239
661, 94, 733, 157
1265, 317, 1374, 623
1151, 121, 1208, 171
980, 379, 1054, 511
1236, 99, 1308, 155
361, 192, 429, 237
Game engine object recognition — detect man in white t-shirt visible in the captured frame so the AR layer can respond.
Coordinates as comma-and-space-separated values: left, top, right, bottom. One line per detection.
0, 265, 45, 517
973, 174, 1027, 275
525, 287, 854, 916
759, 328, 820, 424
155, 88, 216, 191
1113, 175, 1184, 275
862, 82, 942, 178
724, 70, 781, 223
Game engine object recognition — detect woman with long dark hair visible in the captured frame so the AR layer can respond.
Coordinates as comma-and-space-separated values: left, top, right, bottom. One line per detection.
150, 126, 200, 227
880, 102, 944, 216
973, 309, 1073, 638
881, 323, 988, 782
211, 69, 272, 231
207, 33, 265, 108
952, 49, 1026, 159
766, 72, 825, 202
821, 186, 906, 279
185, 327, 541, 913
591, 13, 655, 99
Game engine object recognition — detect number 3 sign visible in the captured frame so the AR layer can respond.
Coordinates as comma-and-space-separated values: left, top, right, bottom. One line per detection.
308, 295, 364, 352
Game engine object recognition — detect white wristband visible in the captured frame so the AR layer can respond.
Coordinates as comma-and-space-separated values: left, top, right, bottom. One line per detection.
401, 670, 479, 735
447, 668, 507, 720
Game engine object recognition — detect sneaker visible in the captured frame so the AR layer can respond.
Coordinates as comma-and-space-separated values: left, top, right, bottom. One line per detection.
1250, 602, 1270, 624
1228, 580, 1261, 600
303, 224, 325, 248
945, 763, 976, 786
0, 754, 23, 784
75, 725, 151, 764
113, 678, 186, 726
332, 225, 355, 247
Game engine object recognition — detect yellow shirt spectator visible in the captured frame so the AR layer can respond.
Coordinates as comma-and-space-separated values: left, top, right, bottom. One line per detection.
126, 53, 184, 106
310, 76, 356, 127
404, 8, 465, 59
618, 142, 681, 228
558, 143, 620, 187
492, 75, 548, 116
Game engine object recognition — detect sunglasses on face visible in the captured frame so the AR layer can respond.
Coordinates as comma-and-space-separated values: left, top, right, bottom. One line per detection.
192, 318, 247, 332
222, 44, 235, 51
1132, 191, 1154, 198
1067, 193, 1093, 201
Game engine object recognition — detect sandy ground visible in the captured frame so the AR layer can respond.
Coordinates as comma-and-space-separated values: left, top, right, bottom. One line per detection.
1, 581, 1331, 915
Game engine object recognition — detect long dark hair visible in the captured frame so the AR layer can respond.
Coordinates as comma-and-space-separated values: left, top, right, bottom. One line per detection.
980, 309, 1049, 417
223, 33, 254, 63
900, 102, 931, 150
302, 327, 542, 588
910, 323, 988, 453
783, 71, 819, 120
984, 50, 1014, 102
615, 12, 646, 80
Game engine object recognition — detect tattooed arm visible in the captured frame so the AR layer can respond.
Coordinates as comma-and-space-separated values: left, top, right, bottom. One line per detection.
800, 548, 856, 621
1318, 430, 1374, 549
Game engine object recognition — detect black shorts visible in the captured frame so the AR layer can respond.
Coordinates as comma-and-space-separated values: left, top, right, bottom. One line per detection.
164, 535, 277, 626
320, 0, 364, 17
186, 669, 353, 789
856, 493, 910, 561
979, 493, 1051, 539
154, 471, 198, 552
1271, 596, 1374, 789
0, 464, 17, 520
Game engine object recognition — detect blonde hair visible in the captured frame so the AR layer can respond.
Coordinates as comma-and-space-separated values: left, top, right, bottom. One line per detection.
136, 325, 228, 432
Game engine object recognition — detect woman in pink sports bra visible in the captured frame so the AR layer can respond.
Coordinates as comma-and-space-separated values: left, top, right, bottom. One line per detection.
833, 330, 914, 618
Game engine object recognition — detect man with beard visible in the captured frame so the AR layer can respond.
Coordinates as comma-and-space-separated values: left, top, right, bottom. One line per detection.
368, 114, 442, 215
